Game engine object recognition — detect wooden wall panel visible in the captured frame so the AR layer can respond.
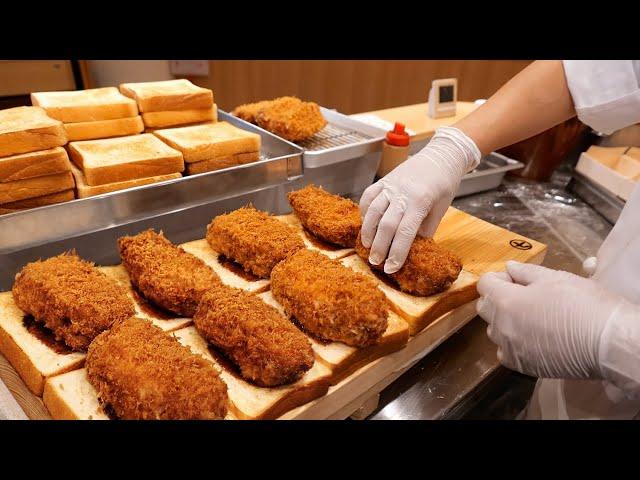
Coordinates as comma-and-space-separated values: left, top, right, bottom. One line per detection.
197, 60, 532, 114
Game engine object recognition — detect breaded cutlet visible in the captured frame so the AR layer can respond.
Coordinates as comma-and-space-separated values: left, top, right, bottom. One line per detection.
231, 99, 278, 124
270, 249, 388, 347
118, 229, 220, 317
194, 283, 314, 387
256, 97, 327, 142
206, 205, 305, 279
12, 252, 135, 351
355, 232, 462, 296
288, 184, 362, 247
86, 317, 228, 420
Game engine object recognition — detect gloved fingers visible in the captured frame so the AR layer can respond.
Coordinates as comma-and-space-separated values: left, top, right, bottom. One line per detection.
359, 181, 383, 220
360, 192, 390, 249
505, 260, 568, 286
582, 256, 597, 277
477, 271, 517, 299
383, 207, 424, 274
369, 200, 405, 265
417, 197, 450, 239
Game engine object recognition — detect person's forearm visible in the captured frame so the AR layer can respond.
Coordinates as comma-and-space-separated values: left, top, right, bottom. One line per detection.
454, 60, 576, 155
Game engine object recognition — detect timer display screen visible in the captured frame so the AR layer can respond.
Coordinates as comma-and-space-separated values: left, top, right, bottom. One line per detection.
439, 85, 454, 103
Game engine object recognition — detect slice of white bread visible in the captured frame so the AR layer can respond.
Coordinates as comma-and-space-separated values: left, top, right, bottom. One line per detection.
0, 146, 71, 183
341, 255, 479, 335
99, 265, 192, 332
31, 87, 139, 123
0, 190, 74, 215
173, 326, 331, 420
186, 151, 260, 175
142, 105, 217, 128
43, 366, 238, 420
144, 121, 214, 133
274, 214, 354, 260
627, 147, 640, 161
614, 154, 640, 179
0, 171, 74, 204
43, 369, 108, 420
258, 291, 409, 385
153, 122, 261, 163
70, 163, 181, 199
179, 239, 270, 293
64, 116, 144, 142
0, 106, 67, 158
68, 134, 184, 186
0, 292, 86, 396
119, 79, 213, 113
585, 145, 629, 169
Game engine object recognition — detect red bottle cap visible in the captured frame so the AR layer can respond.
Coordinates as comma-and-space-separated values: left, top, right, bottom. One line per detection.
386, 122, 410, 146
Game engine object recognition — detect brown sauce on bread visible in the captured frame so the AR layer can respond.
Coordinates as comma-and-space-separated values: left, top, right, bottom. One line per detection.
302, 228, 342, 252
22, 315, 73, 355
130, 286, 177, 320
217, 254, 261, 282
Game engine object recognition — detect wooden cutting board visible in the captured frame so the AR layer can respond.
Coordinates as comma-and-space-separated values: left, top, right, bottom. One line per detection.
0, 206, 546, 420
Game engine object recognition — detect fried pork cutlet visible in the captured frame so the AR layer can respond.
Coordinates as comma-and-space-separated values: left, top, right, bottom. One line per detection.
256, 97, 327, 142
194, 283, 314, 387
231, 99, 277, 124
12, 252, 135, 351
355, 232, 462, 296
288, 184, 362, 247
86, 317, 228, 420
270, 249, 388, 347
206, 205, 305, 279
118, 229, 220, 317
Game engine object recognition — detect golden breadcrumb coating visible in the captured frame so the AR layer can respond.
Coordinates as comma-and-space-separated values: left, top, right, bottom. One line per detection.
288, 184, 361, 247
355, 232, 462, 296
270, 249, 388, 347
12, 252, 135, 351
206, 205, 305, 279
118, 229, 220, 317
231, 99, 277, 124
256, 97, 327, 142
86, 317, 228, 420
194, 283, 314, 387
232, 96, 327, 141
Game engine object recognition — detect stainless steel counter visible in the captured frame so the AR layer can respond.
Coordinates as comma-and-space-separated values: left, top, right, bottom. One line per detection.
370, 164, 614, 420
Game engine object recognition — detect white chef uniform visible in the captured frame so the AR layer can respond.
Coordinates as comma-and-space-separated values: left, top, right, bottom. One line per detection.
524, 60, 640, 420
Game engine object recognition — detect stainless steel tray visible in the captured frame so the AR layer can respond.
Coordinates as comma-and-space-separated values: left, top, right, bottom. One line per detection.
568, 170, 624, 224
0, 111, 303, 254
455, 152, 524, 198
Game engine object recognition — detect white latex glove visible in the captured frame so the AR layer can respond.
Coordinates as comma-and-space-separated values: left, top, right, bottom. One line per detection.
477, 261, 640, 396
359, 126, 481, 274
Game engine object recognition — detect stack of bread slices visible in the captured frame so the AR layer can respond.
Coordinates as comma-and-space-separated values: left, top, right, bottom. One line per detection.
119, 79, 217, 131
154, 121, 261, 175
31, 87, 144, 142
0, 106, 74, 214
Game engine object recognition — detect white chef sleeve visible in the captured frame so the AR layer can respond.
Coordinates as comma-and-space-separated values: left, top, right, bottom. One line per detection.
599, 305, 640, 399
562, 60, 640, 135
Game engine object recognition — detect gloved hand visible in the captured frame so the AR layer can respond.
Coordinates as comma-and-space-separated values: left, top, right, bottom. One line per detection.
477, 260, 640, 395
359, 126, 481, 274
